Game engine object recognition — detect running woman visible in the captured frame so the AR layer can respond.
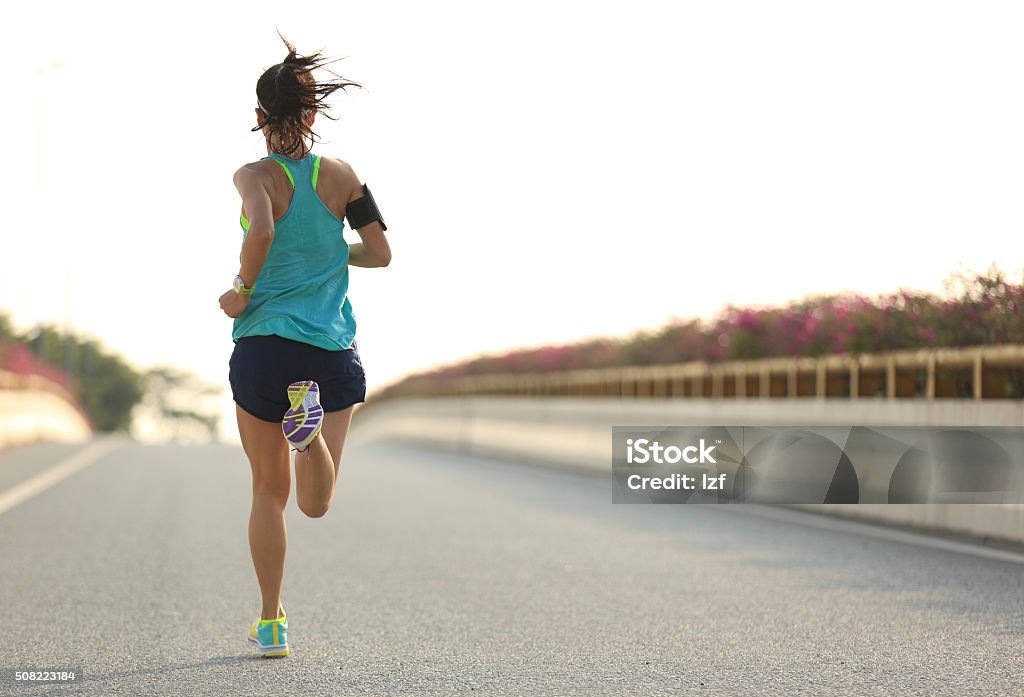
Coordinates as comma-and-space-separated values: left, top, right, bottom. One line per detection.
219, 37, 391, 658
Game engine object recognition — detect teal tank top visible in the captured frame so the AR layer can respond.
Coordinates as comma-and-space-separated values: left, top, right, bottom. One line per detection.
232, 153, 356, 350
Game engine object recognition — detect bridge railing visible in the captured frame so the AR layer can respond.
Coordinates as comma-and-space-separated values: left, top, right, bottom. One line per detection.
379, 344, 1024, 402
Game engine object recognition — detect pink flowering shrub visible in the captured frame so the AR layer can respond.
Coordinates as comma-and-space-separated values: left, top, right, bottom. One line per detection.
385, 268, 1023, 394
0, 342, 75, 392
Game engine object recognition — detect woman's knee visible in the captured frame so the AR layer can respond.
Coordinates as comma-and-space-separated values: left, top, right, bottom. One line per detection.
298, 502, 328, 519
252, 472, 290, 507
296, 489, 331, 515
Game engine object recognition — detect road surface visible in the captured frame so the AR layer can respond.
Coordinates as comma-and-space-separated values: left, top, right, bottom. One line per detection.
1, 436, 1022, 696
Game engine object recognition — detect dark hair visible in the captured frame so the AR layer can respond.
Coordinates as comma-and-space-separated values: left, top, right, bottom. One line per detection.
252, 33, 362, 156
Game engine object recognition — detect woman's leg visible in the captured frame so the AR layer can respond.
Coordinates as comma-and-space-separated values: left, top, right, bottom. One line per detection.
237, 404, 290, 620
293, 406, 354, 518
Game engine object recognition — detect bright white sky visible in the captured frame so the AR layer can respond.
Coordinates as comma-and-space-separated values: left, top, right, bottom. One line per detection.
2, 1, 1022, 437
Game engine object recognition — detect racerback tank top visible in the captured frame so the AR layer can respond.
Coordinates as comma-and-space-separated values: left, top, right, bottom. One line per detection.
231, 152, 356, 350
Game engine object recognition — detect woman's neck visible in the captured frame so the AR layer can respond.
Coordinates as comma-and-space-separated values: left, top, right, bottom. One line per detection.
265, 140, 310, 160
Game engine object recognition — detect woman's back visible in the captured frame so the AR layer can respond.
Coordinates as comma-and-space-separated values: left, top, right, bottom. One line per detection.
232, 153, 361, 350
254, 153, 361, 223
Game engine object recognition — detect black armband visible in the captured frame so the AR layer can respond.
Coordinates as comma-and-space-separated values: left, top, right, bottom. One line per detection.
345, 184, 387, 231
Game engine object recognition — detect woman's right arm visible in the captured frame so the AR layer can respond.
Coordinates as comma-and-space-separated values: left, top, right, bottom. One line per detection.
336, 161, 392, 268
348, 221, 391, 268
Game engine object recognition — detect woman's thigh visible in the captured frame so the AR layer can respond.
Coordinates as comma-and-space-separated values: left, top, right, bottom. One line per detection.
236, 404, 290, 497
319, 407, 355, 472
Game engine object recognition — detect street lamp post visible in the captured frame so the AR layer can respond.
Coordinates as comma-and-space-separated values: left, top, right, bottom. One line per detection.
34, 60, 74, 385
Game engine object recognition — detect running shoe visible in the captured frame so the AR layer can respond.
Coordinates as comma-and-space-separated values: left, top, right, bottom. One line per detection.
283, 380, 324, 452
247, 611, 289, 657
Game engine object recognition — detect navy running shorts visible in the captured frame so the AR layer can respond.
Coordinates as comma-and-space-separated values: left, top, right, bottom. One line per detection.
229, 334, 367, 423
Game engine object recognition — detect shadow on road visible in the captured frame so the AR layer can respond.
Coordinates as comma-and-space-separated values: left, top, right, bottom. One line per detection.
74, 654, 270, 687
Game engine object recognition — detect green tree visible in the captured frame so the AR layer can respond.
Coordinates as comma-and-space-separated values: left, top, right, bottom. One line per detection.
20, 325, 143, 432
0, 312, 14, 343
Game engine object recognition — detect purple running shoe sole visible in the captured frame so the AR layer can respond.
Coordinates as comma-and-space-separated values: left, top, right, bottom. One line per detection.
283, 380, 324, 451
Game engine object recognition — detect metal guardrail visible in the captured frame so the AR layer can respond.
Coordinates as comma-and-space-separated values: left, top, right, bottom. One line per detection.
384, 344, 1024, 401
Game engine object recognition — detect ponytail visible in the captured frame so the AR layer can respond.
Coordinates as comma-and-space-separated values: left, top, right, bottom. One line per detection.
252, 32, 362, 155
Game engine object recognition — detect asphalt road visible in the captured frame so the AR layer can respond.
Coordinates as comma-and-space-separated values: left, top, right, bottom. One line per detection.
0, 435, 1022, 696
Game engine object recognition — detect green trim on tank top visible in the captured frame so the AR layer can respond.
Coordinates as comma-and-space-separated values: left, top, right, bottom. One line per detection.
312, 156, 322, 189
265, 157, 295, 188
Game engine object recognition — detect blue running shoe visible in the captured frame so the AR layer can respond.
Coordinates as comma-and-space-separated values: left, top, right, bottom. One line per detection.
283, 381, 324, 452
247, 611, 289, 657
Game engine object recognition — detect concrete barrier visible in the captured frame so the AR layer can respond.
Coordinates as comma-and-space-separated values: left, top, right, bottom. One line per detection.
0, 371, 92, 450
351, 396, 1024, 545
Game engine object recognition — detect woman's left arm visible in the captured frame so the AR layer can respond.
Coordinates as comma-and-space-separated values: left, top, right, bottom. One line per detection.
220, 165, 276, 318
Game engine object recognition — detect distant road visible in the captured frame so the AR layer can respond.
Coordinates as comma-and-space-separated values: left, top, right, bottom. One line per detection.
1, 437, 1022, 696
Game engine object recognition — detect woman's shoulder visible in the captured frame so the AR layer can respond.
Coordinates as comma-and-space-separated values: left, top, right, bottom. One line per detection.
316, 155, 358, 180
233, 158, 282, 185
313, 155, 363, 203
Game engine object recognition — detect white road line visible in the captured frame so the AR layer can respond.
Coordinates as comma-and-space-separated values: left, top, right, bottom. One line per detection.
0, 437, 123, 516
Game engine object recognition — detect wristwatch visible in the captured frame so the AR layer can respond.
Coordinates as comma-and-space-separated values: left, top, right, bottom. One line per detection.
233, 275, 254, 296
